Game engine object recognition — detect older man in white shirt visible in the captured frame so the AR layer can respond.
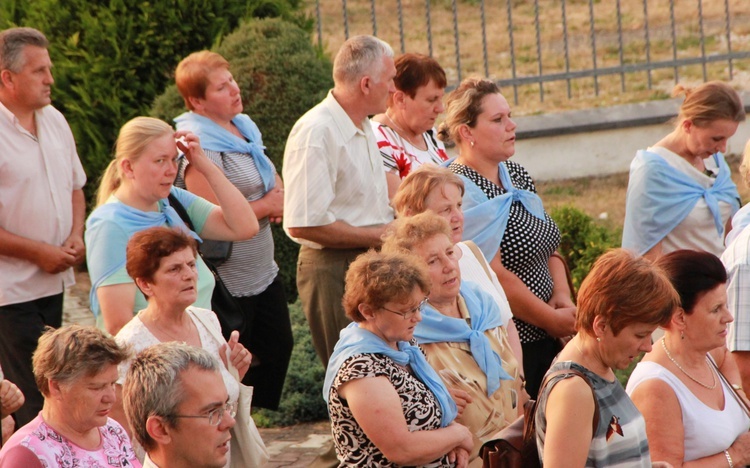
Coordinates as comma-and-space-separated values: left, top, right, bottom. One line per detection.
0, 27, 86, 426
283, 35, 396, 368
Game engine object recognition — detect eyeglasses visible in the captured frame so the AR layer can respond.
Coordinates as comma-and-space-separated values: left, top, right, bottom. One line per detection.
172, 401, 238, 426
380, 297, 429, 320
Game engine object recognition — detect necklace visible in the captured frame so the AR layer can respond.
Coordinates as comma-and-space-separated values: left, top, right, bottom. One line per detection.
384, 111, 426, 149
142, 310, 190, 344
661, 337, 717, 389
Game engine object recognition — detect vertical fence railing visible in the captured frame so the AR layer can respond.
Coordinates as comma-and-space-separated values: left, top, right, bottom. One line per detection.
725, 0, 734, 79
314, 0, 750, 104
451, 0, 461, 83
561, 0, 571, 99
425, 0, 433, 57
533, 0, 544, 101
642, 0, 652, 89
506, 0, 518, 104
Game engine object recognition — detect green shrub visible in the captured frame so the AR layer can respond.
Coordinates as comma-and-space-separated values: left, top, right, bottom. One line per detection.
253, 300, 328, 427
550, 205, 622, 292
151, 18, 334, 301
3, 0, 308, 204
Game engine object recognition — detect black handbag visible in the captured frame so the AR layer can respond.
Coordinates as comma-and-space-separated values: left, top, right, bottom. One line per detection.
480, 368, 600, 468
167, 193, 245, 339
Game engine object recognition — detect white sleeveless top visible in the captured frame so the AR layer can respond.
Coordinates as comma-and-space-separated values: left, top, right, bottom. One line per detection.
626, 360, 750, 461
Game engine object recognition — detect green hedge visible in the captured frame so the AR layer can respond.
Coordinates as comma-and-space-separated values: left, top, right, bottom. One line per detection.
253, 300, 327, 427
550, 205, 622, 292
151, 18, 334, 300
1, 0, 308, 204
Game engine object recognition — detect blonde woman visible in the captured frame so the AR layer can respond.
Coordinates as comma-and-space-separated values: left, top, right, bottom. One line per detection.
85, 117, 258, 335
623, 81, 744, 259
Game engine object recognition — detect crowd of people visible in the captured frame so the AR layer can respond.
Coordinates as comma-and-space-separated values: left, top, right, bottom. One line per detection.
1, 23, 750, 468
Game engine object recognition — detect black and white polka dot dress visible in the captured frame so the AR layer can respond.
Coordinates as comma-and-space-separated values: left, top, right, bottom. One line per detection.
449, 161, 561, 344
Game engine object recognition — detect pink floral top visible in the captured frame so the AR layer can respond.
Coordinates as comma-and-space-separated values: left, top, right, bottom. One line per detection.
0, 414, 141, 468
371, 121, 449, 179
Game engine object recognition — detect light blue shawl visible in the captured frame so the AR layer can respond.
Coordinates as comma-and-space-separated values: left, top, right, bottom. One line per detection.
622, 150, 739, 255
85, 187, 201, 316
174, 112, 276, 192
323, 323, 458, 427
415, 281, 513, 396
449, 159, 546, 260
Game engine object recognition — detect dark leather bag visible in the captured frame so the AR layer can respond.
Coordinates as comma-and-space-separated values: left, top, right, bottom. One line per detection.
167, 193, 246, 339
480, 368, 600, 468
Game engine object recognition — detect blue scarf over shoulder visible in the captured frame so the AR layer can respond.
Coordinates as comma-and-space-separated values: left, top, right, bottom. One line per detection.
174, 112, 276, 192
448, 159, 546, 260
85, 187, 201, 316
622, 150, 739, 255
415, 281, 513, 396
323, 323, 458, 427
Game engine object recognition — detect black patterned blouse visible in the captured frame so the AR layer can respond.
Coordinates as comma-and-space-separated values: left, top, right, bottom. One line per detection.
328, 353, 451, 467
449, 160, 561, 344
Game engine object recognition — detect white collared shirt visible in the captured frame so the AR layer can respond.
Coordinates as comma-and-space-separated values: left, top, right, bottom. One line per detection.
0, 101, 86, 306
282, 91, 393, 249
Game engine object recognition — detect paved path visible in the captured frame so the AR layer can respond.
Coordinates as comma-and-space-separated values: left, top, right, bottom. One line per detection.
63, 271, 331, 467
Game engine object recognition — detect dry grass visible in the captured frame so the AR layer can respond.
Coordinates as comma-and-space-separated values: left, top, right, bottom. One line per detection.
537, 153, 750, 232
307, 0, 750, 115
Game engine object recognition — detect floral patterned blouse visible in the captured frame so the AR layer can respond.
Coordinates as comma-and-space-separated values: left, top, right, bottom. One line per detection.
372, 121, 448, 179
328, 353, 452, 467
0, 414, 141, 467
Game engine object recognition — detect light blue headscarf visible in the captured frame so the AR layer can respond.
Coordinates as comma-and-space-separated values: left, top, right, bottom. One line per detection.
85, 187, 201, 316
174, 112, 276, 192
415, 281, 513, 396
445, 159, 546, 260
622, 150, 739, 255
323, 323, 458, 427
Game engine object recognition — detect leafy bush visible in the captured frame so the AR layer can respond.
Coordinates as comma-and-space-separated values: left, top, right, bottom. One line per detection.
253, 300, 327, 427
2, 0, 308, 204
152, 18, 334, 300
550, 205, 622, 292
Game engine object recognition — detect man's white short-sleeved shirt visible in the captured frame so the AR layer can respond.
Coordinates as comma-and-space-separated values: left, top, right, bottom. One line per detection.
282, 91, 393, 249
0, 101, 86, 306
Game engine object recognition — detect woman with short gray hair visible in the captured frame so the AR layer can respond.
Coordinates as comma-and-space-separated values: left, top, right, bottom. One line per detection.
0, 325, 139, 467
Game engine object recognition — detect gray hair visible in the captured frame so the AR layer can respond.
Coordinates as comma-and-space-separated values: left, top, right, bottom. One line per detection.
32, 325, 130, 398
333, 35, 393, 86
0, 27, 49, 73
122, 342, 220, 452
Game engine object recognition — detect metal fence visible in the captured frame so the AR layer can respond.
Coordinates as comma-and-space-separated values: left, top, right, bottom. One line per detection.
310, 0, 750, 106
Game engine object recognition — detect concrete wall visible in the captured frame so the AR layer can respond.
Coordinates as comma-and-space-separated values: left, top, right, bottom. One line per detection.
504, 92, 750, 181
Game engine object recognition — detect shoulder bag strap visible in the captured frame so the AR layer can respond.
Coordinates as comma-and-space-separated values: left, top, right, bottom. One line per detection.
550, 251, 577, 303
464, 240, 494, 283
537, 368, 600, 435
167, 193, 195, 231
708, 354, 750, 418
190, 308, 242, 383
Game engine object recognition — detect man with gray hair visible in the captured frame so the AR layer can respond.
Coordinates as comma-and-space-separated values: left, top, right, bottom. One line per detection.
283, 35, 396, 368
122, 342, 236, 468
0, 27, 86, 426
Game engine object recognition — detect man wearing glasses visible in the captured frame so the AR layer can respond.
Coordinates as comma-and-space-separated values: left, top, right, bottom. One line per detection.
122, 342, 236, 468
